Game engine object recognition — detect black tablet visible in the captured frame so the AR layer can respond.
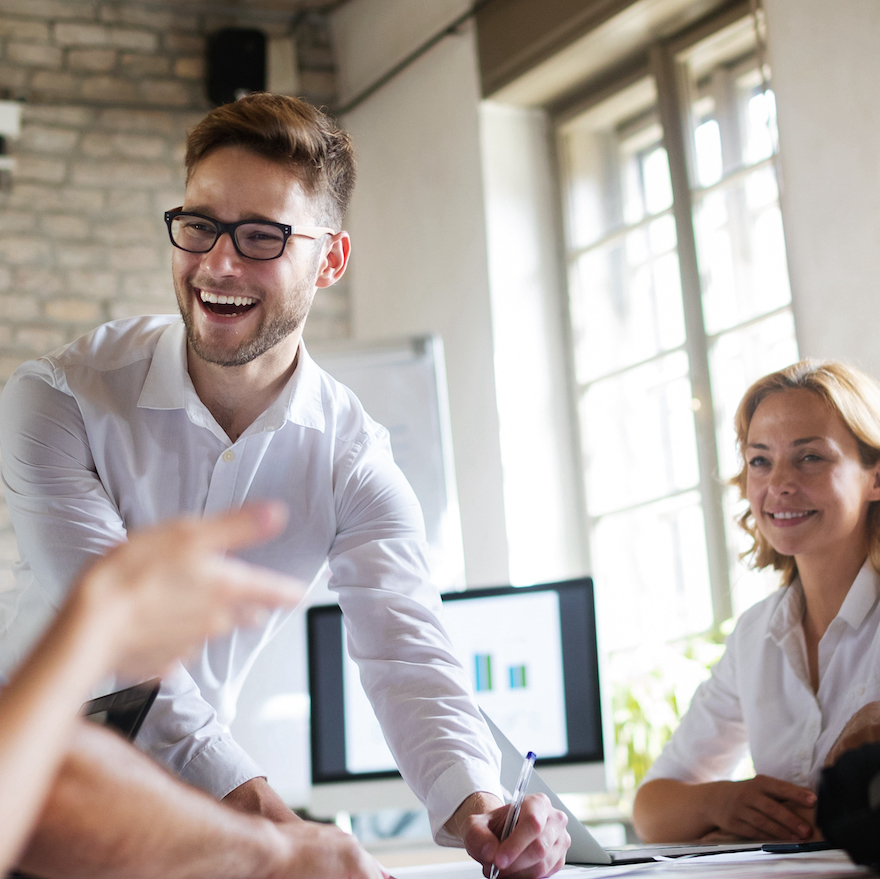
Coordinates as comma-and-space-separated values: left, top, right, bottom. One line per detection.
81, 678, 161, 742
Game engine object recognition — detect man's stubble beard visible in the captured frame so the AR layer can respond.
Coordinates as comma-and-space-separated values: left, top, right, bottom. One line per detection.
175, 274, 317, 369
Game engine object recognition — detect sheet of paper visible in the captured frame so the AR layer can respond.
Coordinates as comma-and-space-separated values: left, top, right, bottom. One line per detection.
388, 849, 871, 879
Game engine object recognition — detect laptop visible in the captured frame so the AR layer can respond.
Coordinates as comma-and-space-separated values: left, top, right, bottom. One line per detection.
481, 710, 771, 866
82, 678, 161, 741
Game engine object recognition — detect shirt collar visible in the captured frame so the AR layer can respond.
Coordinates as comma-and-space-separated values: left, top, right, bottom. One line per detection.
769, 578, 806, 645
768, 559, 880, 643
138, 319, 188, 410
836, 560, 880, 631
138, 319, 327, 435
265, 340, 326, 433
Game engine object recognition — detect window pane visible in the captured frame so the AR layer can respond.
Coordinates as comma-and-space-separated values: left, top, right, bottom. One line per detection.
560, 78, 659, 251
743, 80, 778, 165
568, 221, 685, 383
694, 118, 723, 187
579, 352, 698, 516
640, 145, 674, 216
591, 492, 713, 652
695, 171, 792, 335
680, 17, 793, 338
678, 13, 798, 634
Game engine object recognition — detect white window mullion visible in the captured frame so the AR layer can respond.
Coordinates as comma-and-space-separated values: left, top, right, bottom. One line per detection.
651, 41, 732, 628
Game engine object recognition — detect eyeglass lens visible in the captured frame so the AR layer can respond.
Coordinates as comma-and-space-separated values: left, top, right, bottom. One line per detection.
170, 214, 287, 259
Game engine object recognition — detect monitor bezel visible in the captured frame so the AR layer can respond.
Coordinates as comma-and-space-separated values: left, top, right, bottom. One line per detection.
307, 577, 604, 792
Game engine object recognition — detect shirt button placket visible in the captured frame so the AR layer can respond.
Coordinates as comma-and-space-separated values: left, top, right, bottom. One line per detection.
205, 447, 241, 514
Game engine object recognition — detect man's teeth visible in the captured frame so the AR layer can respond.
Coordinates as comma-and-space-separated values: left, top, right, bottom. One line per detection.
771, 510, 812, 520
199, 290, 257, 307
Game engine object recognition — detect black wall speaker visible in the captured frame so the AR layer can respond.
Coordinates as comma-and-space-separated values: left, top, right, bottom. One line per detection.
206, 28, 267, 106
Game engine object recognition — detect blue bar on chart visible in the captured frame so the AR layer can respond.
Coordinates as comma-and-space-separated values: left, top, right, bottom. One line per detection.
474, 653, 493, 691
508, 664, 527, 689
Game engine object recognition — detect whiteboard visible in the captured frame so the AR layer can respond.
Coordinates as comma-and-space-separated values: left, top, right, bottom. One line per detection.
311, 333, 464, 588
230, 334, 464, 807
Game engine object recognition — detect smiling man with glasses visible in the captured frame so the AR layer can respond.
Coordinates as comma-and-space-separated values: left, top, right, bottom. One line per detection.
0, 93, 568, 879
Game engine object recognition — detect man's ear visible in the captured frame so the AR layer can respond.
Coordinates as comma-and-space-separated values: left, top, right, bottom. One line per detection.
315, 232, 350, 288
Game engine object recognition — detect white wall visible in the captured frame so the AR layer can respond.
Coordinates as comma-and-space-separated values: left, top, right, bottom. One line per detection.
479, 101, 588, 584
332, 0, 470, 103
765, 0, 880, 377
333, 2, 510, 586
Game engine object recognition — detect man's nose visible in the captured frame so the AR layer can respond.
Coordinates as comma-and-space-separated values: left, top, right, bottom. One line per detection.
200, 231, 244, 274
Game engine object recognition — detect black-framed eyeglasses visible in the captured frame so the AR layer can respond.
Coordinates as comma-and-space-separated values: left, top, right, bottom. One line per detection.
164, 208, 336, 261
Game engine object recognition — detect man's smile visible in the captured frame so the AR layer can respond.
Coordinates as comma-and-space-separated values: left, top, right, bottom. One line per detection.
198, 288, 258, 317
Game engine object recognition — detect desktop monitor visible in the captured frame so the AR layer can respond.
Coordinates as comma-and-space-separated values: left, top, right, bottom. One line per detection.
307, 577, 606, 817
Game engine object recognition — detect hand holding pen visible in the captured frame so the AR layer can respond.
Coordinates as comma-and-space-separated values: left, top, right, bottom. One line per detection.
452, 752, 569, 879
489, 751, 537, 879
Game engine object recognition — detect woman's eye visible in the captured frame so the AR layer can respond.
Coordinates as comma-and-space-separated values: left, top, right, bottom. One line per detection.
748, 456, 768, 468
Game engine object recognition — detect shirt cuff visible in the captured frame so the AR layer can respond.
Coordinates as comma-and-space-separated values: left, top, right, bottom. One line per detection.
177, 735, 266, 800
427, 758, 505, 846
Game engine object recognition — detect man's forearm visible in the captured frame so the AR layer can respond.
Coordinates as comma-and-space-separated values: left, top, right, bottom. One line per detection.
18, 721, 288, 879
223, 776, 300, 824
0, 593, 122, 872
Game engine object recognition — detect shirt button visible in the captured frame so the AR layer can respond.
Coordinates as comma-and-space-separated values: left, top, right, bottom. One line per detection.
222, 450, 235, 462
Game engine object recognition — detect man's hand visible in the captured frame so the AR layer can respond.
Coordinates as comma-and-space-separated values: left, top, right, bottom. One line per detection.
76, 502, 303, 680
826, 702, 880, 768
446, 791, 570, 878
707, 776, 818, 842
223, 779, 394, 878
269, 819, 391, 879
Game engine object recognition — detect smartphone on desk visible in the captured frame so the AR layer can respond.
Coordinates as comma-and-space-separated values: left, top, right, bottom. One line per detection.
762, 841, 836, 853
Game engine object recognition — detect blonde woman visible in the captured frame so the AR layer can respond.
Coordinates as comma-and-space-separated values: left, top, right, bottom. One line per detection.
633, 360, 880, 844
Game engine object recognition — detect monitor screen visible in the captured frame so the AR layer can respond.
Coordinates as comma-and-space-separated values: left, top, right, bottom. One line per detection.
307, 577, 605, 816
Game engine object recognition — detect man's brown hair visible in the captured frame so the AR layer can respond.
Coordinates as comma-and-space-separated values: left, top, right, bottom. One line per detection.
185, 93, 356, 227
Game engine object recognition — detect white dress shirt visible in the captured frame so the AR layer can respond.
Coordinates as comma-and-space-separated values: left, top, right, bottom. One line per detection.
642, 561, 880, 790
0, 315, 502, 841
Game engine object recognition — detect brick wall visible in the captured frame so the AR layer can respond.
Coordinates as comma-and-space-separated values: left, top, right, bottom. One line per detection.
0, 1, 349, 591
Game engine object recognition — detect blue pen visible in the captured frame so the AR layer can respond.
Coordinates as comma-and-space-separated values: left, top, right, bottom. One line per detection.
489, 751, 537, 879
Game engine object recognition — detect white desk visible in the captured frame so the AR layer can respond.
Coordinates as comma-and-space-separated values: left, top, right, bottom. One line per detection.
386, 849, 872, 879
365, 841, 472, 869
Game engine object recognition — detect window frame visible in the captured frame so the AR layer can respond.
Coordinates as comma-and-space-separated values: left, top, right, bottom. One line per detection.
550, 0, 787, 632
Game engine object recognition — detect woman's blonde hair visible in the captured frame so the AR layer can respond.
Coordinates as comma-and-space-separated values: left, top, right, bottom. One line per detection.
732, 359, 880, 584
